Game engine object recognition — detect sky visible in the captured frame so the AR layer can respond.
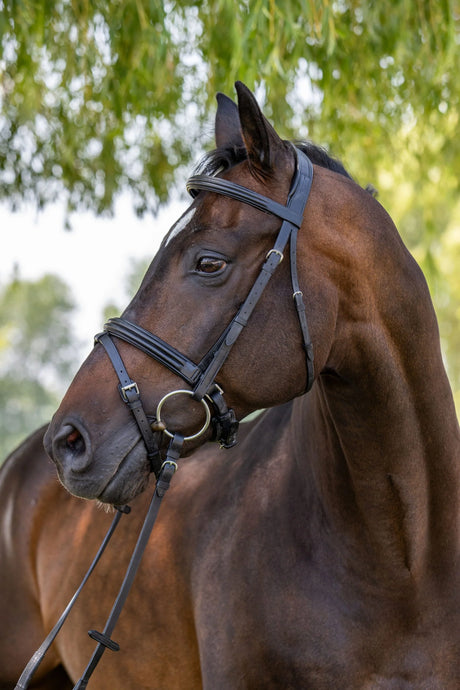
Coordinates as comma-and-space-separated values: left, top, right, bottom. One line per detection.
1, 195, 188, 357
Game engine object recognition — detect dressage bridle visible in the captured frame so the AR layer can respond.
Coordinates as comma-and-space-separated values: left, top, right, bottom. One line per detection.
95, 144, 314, 477
15, 145, 314, 689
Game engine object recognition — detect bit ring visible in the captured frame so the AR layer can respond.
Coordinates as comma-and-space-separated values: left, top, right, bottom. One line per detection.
155, 389, 212, 441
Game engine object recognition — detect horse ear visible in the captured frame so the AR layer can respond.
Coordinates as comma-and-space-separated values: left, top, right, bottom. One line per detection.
235, 81, 287, 177
215, 92, 243, 149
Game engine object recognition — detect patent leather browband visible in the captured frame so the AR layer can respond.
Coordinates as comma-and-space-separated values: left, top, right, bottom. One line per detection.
102, 318, 202, 386
97, 146, 314, 461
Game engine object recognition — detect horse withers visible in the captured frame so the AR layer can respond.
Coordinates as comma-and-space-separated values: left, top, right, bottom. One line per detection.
1, 82, 459, 689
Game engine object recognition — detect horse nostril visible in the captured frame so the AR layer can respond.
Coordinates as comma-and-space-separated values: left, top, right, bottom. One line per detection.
65, 427, 85, 454
51, 421, 92, 473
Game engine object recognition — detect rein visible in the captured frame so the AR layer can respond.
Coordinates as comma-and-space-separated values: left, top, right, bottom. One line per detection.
16, 145, 314, 688
15, 437, 182, 690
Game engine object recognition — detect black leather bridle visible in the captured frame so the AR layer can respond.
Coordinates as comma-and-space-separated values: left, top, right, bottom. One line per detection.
16, 145, 315, 689
95, 145, 315, 477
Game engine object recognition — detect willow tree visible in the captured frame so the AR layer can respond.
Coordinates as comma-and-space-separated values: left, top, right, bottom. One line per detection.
1, 1, 458, 214
1, 0, 459, 404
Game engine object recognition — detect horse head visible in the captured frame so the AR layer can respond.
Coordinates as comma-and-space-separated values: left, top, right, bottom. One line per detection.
44, 82, 397, 506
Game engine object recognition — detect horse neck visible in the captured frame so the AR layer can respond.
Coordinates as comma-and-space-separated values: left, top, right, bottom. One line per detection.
291, 246, 460, 586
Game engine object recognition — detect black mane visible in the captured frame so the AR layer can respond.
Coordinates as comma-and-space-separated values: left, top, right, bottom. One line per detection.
295, 141, 352, 179
195, 140, 353, 180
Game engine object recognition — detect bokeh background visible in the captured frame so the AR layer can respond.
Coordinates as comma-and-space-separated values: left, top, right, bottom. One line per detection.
1, 1, 459, 459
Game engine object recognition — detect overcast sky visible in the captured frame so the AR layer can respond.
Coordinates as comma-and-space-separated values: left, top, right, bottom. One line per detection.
1, 196, 188, 356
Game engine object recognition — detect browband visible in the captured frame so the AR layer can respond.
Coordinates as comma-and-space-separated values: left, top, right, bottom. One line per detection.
186, 144, 313, 228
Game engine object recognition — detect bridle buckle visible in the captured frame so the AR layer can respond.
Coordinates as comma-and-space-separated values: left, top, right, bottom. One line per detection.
120, 381, 140, 402
266, 248, 284, 262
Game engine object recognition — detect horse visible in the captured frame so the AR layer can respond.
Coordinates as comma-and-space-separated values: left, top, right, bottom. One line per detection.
1, 81, 459, 689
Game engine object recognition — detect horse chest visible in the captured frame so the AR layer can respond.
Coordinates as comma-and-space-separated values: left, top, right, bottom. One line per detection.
190, 524, 459, 690
195, 583, 458, 689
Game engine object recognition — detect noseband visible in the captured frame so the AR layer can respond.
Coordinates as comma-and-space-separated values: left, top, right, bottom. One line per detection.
95, 146, 314, 476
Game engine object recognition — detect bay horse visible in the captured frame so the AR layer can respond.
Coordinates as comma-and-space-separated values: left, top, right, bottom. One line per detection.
1, 82, 459, 689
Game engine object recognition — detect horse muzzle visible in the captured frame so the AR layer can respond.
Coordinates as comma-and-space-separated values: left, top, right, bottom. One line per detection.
44, 417, 154, 503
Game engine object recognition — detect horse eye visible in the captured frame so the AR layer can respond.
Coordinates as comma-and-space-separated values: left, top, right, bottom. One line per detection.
196, 256, 227, 274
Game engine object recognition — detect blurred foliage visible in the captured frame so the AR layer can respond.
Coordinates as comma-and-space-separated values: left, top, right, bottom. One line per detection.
0, 270, 80, 460
0, 0, 458, 408
102, 256, 151, 323
437, 221, 460, 414
1, 1, 459, 218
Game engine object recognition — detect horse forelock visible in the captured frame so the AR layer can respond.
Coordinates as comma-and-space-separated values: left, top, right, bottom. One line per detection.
194, 144, 248, 176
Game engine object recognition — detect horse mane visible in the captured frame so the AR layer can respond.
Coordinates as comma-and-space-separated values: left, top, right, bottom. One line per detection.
195, 140, 353, 180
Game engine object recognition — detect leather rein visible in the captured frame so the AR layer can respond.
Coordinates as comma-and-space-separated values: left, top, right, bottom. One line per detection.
15, 145, 314, 689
